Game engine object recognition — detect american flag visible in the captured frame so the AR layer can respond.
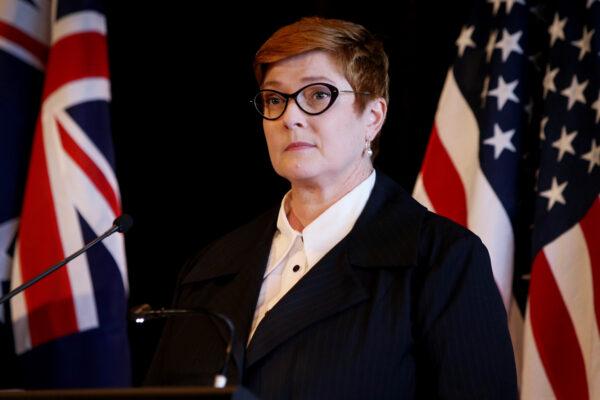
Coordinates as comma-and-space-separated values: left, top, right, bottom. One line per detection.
413, 0, 599, 398
1, 0, 130, 388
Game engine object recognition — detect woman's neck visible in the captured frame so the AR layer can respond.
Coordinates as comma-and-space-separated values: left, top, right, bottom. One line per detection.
287, 164, 373, 231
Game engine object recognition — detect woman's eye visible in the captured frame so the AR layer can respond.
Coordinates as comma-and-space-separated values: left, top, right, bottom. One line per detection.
266, 96, 282, 105
312, 91, 330, 100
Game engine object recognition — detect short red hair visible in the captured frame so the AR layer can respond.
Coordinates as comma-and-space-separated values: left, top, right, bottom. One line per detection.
254, 16, 389, 112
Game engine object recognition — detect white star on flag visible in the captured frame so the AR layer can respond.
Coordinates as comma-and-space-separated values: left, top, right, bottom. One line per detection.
488, 76, 520, 110
552, 127, 578, 161
560, 75, 588, 110
581, 139, 600, 173
543, 66, 559, 98
484, 124, 517, 159
539, 177, 568, 211
548, 14, 567, 46
592, 90, 600, 123
456, 25, 476, 57
571, 27, 595, 60
495, 29, 524, 62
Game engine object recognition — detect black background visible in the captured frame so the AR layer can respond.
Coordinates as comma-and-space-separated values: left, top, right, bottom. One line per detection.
104, 1, 472, 385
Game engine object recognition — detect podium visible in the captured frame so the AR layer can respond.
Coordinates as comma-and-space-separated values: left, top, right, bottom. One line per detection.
0, 386, 257, 399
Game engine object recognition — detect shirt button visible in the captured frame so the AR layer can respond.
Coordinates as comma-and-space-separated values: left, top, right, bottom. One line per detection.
292, 265, 300, 272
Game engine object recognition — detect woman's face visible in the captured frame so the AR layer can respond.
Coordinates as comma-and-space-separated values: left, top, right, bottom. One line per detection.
261, 50, 378, 188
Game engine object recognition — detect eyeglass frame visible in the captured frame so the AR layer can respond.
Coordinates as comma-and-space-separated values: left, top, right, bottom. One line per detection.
251, 82, 371, 120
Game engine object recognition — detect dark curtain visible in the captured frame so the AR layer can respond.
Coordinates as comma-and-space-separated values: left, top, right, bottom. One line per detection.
105, 0, 473, 385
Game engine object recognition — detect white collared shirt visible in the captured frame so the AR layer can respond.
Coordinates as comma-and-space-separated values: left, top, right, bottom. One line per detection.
248, 171, 376, 342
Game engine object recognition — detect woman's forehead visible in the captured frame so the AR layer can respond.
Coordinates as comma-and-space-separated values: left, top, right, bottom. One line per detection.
262, 50, 348, 90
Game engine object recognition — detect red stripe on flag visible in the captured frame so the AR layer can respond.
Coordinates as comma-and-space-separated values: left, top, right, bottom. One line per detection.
57, 120, 121, 216
529, 251, 589, 400
579, 197, 600, 334
18, 120, 79, 347
0, 20, 48, 63
43, 32, 108, 99
420, 124, 468, 226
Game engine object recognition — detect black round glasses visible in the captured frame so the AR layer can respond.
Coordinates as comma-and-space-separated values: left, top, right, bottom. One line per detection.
251, 82, 370, 120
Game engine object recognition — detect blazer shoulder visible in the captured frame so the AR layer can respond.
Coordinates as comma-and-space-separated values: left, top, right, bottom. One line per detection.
196, 207, 276, 259
349, 172, 433, 268
349, 172, 489, 271
179, 207, 278, 284
417, 210, 489, 267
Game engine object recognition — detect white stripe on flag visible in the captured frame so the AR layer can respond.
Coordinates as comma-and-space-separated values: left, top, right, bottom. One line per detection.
412, 173, 434, 211
9, 242, 32, 354
0, 0, 50, 43
434, 69, 514, 309
42, 99, 99, 333
62, 147, 128, 291
55, 109, 120, 201
52, 11, 106, 44
44, 79, 119, 197
0, 218, 19, 323
508, 297, 524, 387
0, 37, 44, 70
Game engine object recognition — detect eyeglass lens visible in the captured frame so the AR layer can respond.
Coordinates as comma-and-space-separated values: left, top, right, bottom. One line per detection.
254, 84, 335, 119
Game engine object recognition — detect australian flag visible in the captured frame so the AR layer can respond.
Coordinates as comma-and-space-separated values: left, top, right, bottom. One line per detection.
0, 0, 130, 388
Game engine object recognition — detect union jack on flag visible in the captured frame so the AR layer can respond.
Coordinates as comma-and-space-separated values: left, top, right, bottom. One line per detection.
414, 0, 599, 398
1, 0, 130, 388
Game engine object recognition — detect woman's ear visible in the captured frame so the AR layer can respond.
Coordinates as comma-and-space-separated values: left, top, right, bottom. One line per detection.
365, 98, 387, 141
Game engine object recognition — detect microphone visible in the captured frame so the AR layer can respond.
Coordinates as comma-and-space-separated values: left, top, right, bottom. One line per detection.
130, 303, 235, 389
0, 214, 133, 305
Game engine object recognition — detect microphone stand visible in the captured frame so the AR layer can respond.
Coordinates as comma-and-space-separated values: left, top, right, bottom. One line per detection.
0, 215, 132, 305
130, 304, 235, 389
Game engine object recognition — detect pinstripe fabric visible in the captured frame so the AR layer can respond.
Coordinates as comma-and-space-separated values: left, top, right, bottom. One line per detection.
145, 172, 517, 399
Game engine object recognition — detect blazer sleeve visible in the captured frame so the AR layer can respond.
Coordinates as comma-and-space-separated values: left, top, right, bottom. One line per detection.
413, 213, 518, 399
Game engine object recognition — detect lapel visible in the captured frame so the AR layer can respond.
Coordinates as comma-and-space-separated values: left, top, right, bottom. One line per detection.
179, 209, 278, 382
245, 240, 368, 368
245, 172, 427, 369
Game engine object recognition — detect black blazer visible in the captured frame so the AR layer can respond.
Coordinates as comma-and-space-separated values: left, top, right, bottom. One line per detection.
145, 173, 517, 399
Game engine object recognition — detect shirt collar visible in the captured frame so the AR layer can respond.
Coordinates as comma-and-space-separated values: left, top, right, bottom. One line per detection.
274, 170, 376, 268
265, 196, 302, 277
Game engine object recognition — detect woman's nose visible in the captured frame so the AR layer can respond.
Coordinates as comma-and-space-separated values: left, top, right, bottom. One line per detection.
280, 98, 306, 129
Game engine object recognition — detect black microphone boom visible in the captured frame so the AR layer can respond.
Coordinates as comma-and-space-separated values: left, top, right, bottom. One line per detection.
0, 214, 133, 305
114, 214, 133, 233
130, 304, 235, 388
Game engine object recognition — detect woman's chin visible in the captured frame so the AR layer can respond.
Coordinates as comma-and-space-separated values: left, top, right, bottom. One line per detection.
275, 164, 322, 185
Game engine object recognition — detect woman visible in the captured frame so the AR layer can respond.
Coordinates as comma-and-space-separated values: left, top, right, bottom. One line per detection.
145, 17, 517, 399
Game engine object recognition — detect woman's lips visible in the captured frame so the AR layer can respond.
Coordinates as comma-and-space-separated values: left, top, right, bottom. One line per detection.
285, 142, 315, 151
